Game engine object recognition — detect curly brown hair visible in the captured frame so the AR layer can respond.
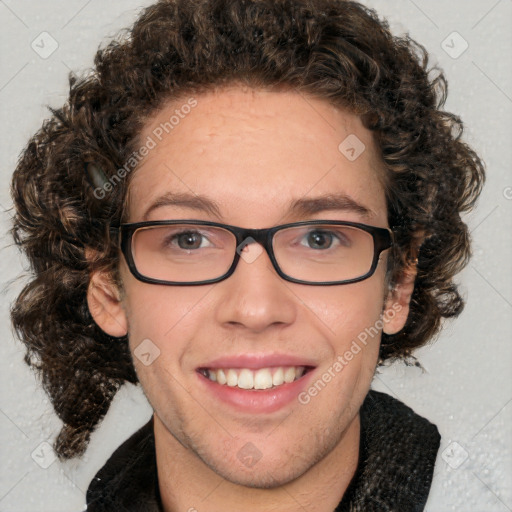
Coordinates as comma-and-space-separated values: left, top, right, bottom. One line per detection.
10, 0, 485, 460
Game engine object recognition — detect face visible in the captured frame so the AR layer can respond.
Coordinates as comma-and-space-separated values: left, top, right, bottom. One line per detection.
89, 86, 412, 488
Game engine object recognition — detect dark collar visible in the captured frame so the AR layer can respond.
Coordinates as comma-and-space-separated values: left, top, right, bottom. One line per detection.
86, 390, 440, 512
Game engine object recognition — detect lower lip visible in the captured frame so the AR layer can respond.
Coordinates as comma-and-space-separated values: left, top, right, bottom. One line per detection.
196, 369, 316, 414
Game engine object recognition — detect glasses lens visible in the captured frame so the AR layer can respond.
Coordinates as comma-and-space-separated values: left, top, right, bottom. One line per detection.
132, 224, 236, 282
273, 224, 375, 283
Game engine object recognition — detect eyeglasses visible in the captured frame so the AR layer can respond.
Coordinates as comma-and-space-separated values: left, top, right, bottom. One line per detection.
117, 220, 393, 286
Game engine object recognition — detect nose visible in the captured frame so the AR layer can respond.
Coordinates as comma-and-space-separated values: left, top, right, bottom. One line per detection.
214, 241, 297, 333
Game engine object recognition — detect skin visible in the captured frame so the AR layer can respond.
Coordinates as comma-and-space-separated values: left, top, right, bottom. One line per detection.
88, 86, 416, 512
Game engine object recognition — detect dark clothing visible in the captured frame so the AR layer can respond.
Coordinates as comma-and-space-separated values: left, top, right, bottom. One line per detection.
86, 390, 440, 511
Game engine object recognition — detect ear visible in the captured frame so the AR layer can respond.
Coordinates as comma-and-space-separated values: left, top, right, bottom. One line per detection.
382, 261, 417, 335
86, 249, 128, 338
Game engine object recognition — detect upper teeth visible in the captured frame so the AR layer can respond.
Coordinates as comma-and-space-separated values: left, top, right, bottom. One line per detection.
203, 367, 306, 390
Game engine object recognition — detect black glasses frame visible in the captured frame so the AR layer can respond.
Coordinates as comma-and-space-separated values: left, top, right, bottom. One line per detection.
116, 219, 394, 286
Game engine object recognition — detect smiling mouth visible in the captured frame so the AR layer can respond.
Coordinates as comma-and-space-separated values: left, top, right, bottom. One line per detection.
197, 366, 315, 391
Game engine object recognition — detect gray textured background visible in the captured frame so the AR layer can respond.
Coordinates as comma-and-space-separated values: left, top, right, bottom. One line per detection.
1, 1, 511, 511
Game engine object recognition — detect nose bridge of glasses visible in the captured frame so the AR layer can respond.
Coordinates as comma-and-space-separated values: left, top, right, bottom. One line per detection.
235, 227, 272, 250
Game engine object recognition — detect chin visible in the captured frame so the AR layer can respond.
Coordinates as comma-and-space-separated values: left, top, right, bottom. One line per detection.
208, 459, 309, 489
195, 427, 341, 490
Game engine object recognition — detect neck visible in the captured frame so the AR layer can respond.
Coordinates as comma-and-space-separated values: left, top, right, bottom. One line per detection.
154, 413, 360, 512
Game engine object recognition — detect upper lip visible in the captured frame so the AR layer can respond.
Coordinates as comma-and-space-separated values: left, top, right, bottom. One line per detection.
197, 353, 317, 370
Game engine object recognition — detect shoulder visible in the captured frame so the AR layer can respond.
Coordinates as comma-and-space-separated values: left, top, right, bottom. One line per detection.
343, 389, 441, 511
86, 417, 161, 512
363, 388, 441, 444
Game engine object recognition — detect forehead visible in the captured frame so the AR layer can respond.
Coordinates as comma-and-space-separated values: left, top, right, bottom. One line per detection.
127, 87, 387, 225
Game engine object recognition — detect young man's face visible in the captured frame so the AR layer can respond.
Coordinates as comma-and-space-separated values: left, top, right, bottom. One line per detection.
89, 86, 412, 488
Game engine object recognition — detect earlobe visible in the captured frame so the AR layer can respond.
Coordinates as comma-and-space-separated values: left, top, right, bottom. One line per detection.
382, 262, 417, 335
87, 270, 128, 338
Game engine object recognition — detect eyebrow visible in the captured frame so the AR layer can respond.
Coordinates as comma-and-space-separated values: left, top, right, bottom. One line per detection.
288, 194, 374, 219
142, 192, 223, 220
142, 191, 374, 221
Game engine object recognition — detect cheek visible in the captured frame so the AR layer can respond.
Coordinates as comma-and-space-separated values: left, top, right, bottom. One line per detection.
121, 279, 217, 380
122, 283, 214, 403
297, 281, 385, 415
122, 277, 209, 337
300, 277, 386, 346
